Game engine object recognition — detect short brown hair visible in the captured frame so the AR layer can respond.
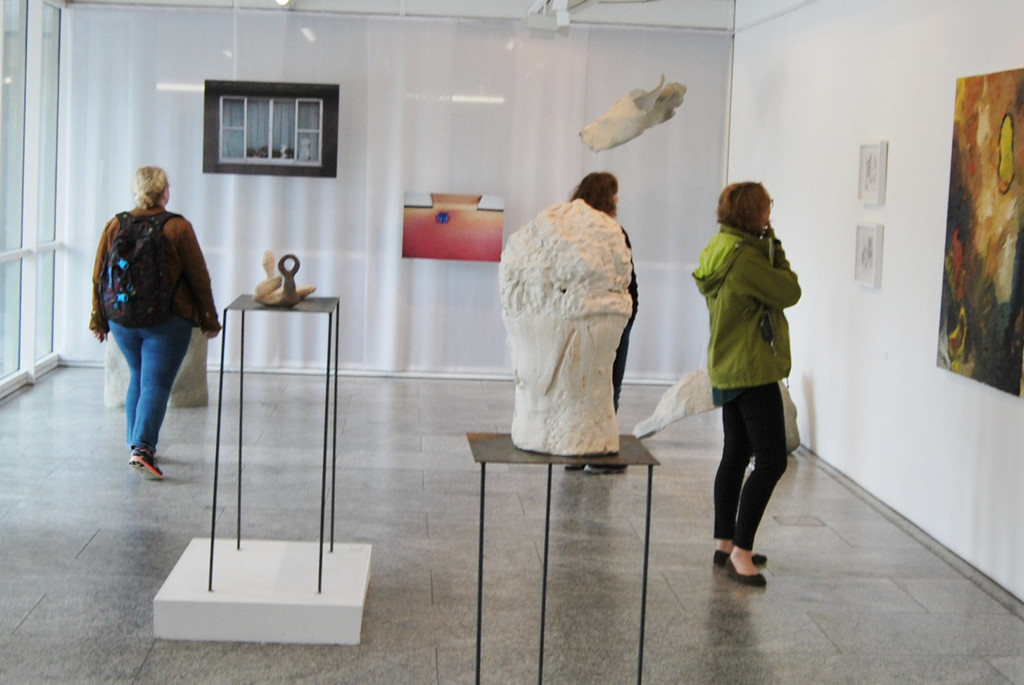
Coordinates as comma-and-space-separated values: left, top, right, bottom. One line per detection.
570, 172, 618, 217
717, 182, 769, 234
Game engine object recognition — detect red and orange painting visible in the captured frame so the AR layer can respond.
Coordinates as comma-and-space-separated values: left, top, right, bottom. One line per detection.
402, 192, 504, 262
938, 67, 1024, 395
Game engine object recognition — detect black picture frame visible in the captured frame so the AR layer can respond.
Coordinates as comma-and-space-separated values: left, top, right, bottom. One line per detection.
203, 80, 339, 178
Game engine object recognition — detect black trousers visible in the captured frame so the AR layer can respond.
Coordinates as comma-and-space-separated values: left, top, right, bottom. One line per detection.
612, 315, 634, 411
713, 382, 788, 551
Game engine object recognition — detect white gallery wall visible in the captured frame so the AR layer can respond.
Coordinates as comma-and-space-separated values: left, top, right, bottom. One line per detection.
730, 0, 1024, 601
56, 6, 731, 379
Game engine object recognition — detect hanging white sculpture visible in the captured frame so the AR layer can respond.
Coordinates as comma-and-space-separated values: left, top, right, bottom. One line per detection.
580, 75, 687, 152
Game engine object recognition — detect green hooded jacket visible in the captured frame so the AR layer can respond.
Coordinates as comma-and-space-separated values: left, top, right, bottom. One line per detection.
692, 225, 801, 390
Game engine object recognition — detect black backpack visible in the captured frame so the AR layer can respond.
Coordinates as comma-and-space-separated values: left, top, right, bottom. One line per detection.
100, 211, 180, 328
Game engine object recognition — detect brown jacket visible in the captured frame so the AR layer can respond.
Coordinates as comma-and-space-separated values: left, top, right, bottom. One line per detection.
90, 206, 221, 335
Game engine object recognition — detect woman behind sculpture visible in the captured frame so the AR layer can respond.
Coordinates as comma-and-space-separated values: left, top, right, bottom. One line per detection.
90, 166, 221, 480
692, 182, 801, 586
568, 171, 638, 474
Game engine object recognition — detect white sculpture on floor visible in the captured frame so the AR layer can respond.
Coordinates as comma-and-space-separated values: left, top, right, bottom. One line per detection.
580, 75, 687, 152
632, 367, 714, 439
105, 328, 209, 408
499, 199, 633, 455
254, 250, 316, 307
633, 367, 802, 454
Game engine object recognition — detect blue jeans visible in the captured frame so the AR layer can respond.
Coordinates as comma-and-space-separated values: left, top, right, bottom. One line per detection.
109, 316, 193, 453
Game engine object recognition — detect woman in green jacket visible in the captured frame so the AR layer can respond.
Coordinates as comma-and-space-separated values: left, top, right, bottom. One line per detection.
693, 182, 801, 586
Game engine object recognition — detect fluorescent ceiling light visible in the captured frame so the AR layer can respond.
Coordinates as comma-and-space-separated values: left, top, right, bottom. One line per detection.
405, 94, 506, 105
451, 95, 505, 105
156, 83, 205, 92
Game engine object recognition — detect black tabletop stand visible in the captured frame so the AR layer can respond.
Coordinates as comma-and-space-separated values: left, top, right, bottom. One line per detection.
467, 433, 659, 685
208, 295, 341, 594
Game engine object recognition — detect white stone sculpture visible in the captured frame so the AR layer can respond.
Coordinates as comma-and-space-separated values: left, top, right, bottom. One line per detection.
254, 250, 316, 307
632, 367, 714, 439
580, 75, 687, 152
104, 328, 209, 408
499, 199, 633, 455
633, 367, 802, 454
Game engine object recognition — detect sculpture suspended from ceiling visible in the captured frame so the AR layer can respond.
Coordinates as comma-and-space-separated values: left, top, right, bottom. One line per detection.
580, 75, 687, 152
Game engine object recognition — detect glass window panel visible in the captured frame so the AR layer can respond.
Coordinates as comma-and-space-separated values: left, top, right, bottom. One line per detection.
246, 99, 270, 158
221, 97, 245, 127
36, 3, 60, 243
272, 99, 296, 158
296, 132, 319, 163
0, 260, 21, 377
222, 130, 244, 160
297, 100, 320, 130
35, 252, 54, 360
1, 0, 28, 251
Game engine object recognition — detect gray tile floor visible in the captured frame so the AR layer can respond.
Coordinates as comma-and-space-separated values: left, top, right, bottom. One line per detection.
2, 367, 1023, 684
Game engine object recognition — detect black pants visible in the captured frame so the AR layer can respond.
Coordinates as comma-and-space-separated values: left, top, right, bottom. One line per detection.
612, 315, 634, 411
713, 382, 788, 551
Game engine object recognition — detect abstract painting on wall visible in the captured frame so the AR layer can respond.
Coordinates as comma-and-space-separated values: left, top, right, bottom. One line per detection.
938, 67, 1024, 396
402, 193, 504, 262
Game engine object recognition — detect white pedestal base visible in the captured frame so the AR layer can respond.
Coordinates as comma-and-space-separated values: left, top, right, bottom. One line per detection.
154, 538, 371, 645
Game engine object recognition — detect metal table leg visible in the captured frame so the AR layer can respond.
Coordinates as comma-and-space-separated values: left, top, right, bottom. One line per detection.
538, 463, 553, 684
637, 464, 653, 684
236, 311, 245, 550
475, 462, 486, 685
208, 307, 228, 592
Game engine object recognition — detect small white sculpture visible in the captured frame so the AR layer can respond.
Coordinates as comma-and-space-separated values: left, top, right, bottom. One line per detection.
500, 199, 633, 455
254, 250, 316, 307
580, 75, 687, 152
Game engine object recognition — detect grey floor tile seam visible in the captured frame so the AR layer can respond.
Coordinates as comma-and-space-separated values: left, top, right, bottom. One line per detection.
5, 367, 1024, 685
805, 448, 1024, 621
9, 593, 46, 637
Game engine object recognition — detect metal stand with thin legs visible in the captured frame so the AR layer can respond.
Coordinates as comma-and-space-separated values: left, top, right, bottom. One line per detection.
467, 433, 658, 685
208, 295, 341, 594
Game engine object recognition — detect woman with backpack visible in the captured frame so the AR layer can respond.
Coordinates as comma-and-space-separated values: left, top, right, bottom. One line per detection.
90, 166, 221, 480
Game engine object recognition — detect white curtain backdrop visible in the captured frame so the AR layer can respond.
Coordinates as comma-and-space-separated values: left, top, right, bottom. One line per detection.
57, 7, 731, 380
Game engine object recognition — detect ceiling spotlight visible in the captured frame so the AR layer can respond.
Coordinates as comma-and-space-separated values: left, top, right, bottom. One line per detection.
275, 0, 290, 6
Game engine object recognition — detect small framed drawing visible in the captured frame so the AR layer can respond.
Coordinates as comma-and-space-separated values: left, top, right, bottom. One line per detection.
858, 141, 888, 204
855, 224, 884, 287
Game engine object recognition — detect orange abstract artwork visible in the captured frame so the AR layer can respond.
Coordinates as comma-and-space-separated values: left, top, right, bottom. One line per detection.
402, 193, 504, 262
938, 67, 1024, 395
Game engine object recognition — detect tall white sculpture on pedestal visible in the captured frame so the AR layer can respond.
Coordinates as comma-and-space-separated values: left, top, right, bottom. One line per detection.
499, 199, 633, 455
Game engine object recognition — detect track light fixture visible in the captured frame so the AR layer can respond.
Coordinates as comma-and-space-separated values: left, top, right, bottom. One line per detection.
526, 0, 658, 38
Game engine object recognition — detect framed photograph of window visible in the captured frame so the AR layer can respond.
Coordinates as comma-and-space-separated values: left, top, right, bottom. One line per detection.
203, 80, 339, 177
858, 141, 888, 205
855, 223, 884, 287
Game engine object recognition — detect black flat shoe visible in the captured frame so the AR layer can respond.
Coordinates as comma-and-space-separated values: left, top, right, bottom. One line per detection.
713, 550, 767, 567
725, 560, 767, 587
